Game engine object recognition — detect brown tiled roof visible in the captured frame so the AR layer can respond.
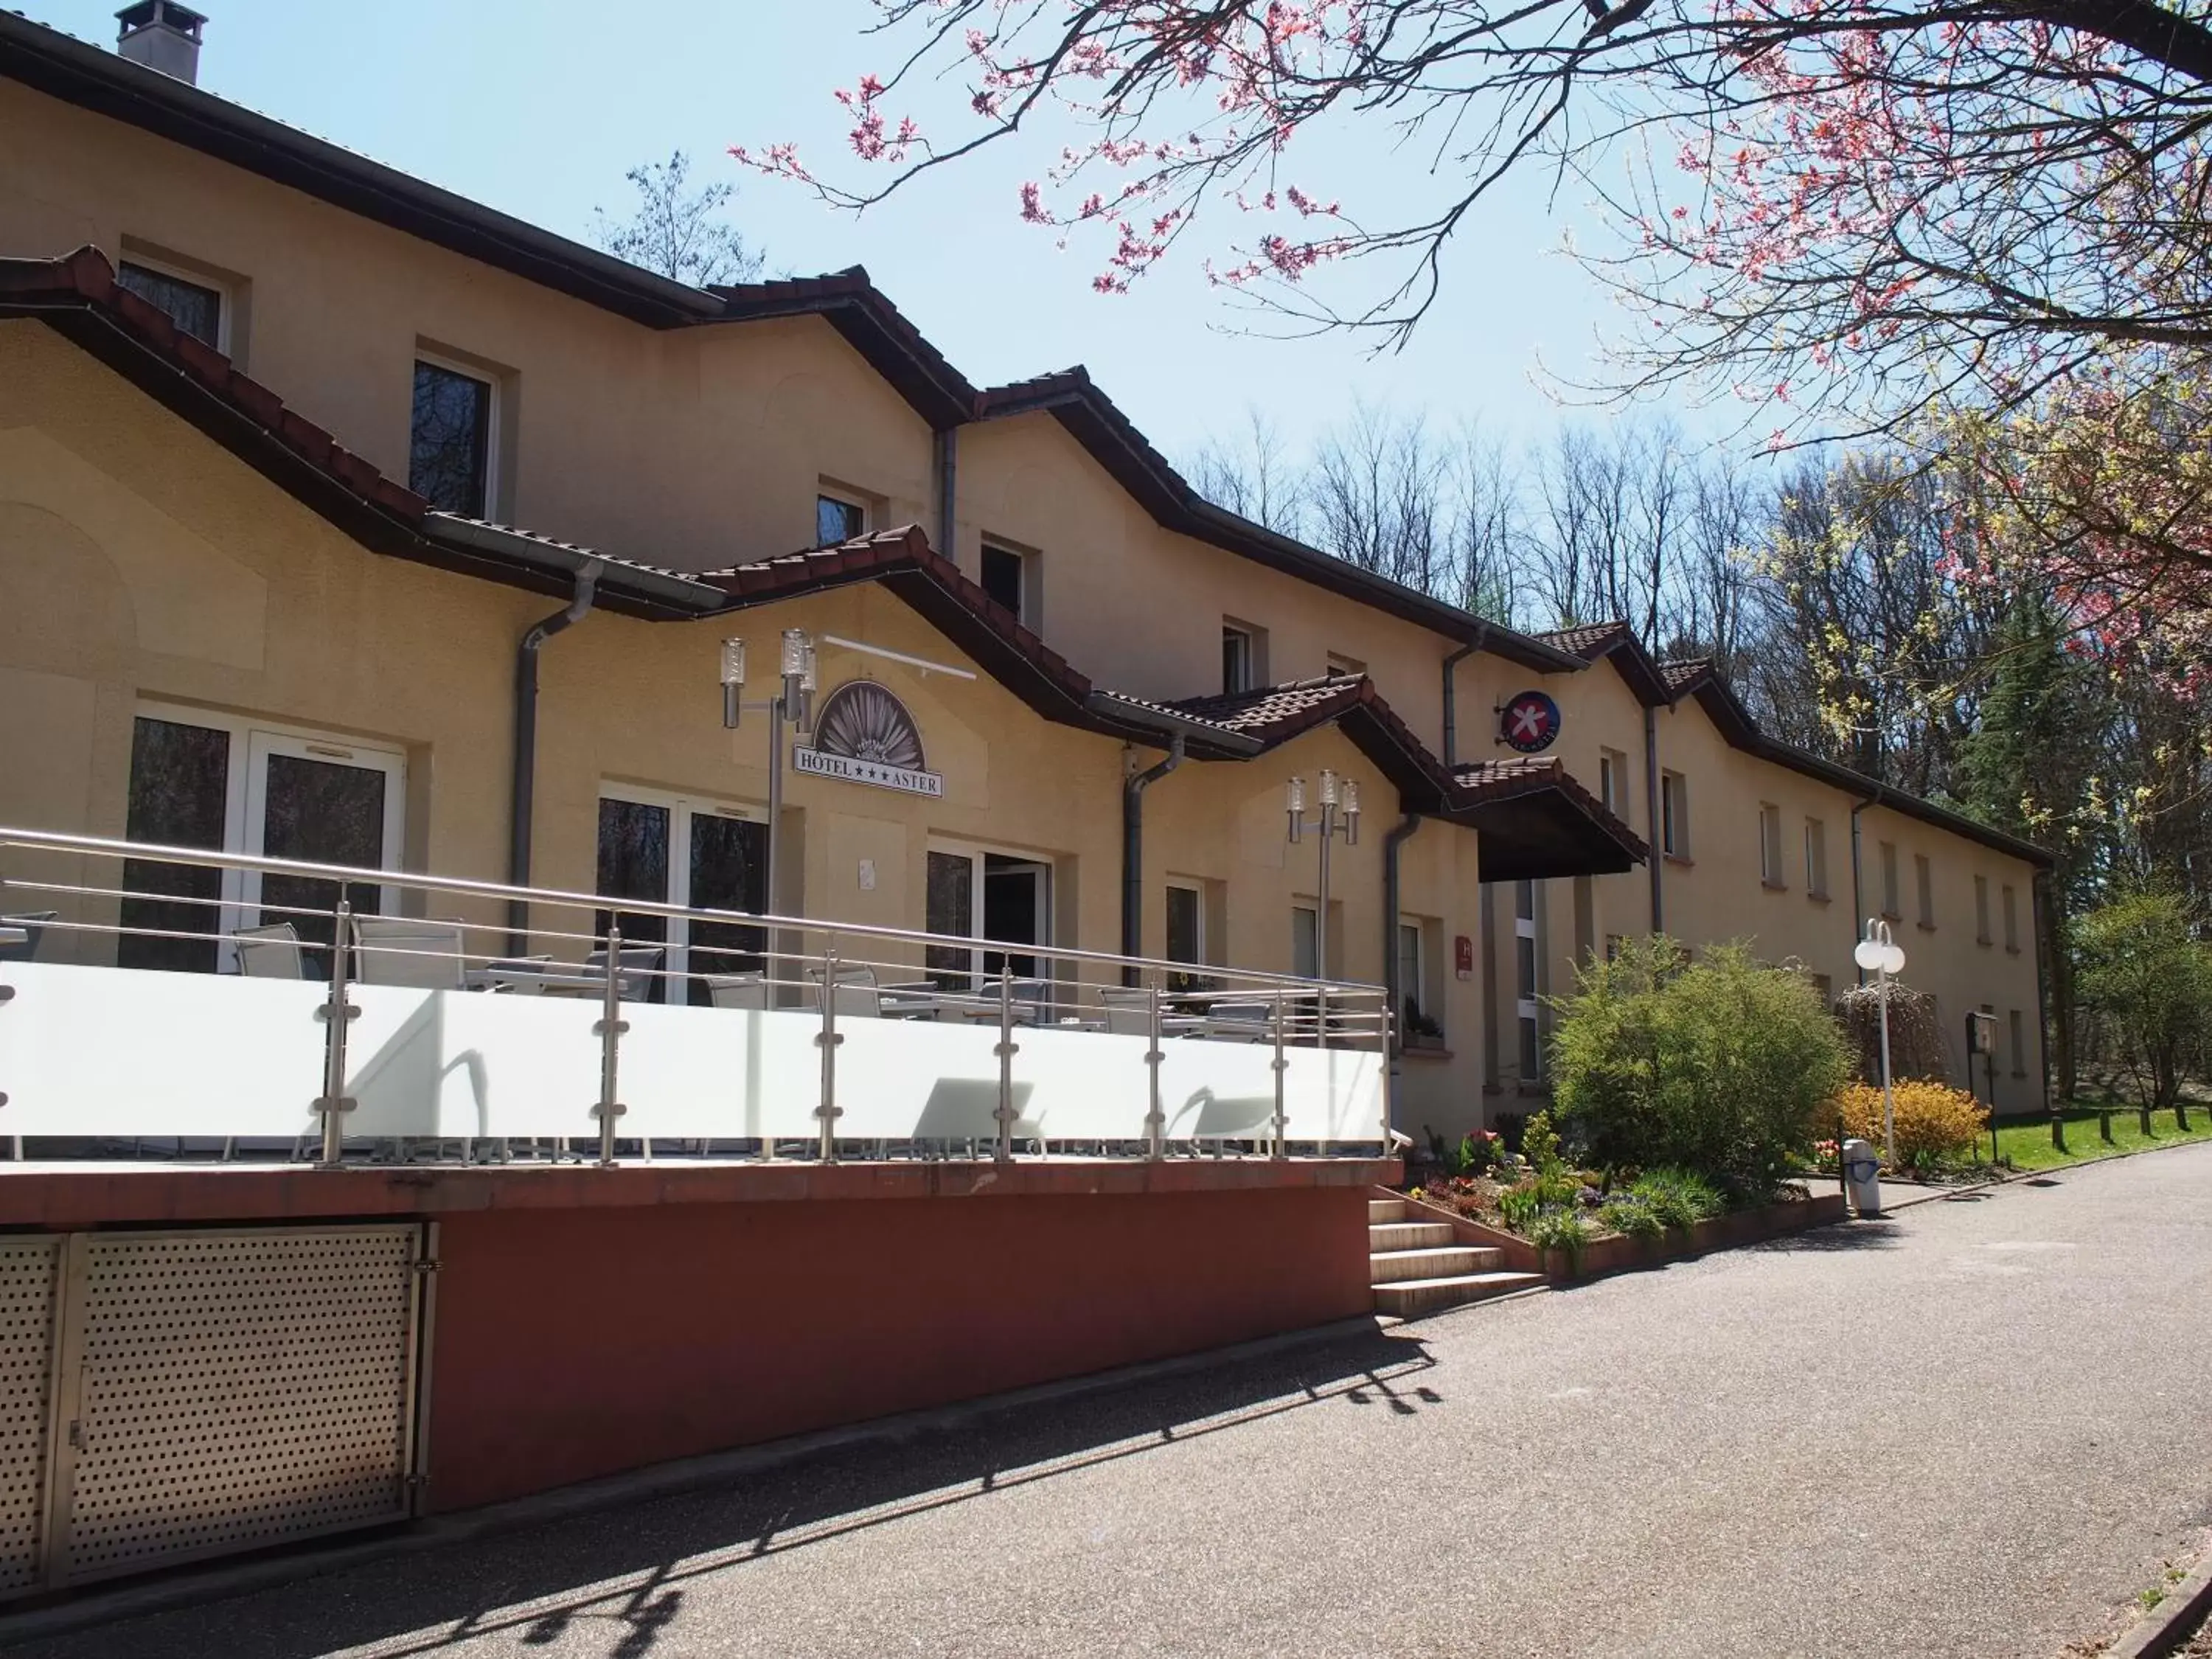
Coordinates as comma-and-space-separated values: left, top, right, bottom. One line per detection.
1165, 674, 1365, 736
1535, 622, 1634, 658
1660, 658, 1712, 693
709, 268, 975, 430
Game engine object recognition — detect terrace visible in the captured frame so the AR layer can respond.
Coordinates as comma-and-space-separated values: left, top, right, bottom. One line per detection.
0, 827, 1394, 1169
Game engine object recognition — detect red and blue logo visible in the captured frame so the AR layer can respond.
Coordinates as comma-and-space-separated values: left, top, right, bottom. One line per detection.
1499, 690, 1562, 754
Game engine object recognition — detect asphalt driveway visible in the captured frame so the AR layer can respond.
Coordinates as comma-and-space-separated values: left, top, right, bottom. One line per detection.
10, 1145, 2212, 1659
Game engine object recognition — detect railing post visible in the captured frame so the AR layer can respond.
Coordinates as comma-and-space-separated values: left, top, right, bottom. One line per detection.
1377, 992, 1395, 1153
592, 922, 628, 1166
1270, 989, 1289, 1161
1143, 984, 1165, 1161
0, 923, 16, 1158
993, 972, 1018, 1164
313, 896, 359, 1169
815, 946, 844, 1162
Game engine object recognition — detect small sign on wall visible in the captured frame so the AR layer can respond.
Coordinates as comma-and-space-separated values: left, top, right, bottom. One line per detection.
1454, 934, 1475, 981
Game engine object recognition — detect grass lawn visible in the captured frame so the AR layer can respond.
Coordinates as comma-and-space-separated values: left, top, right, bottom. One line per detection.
1989, 1101, 2212, 1173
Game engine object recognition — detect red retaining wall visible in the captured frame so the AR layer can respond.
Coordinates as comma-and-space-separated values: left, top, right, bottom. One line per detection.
425, 1183, 1374, 1511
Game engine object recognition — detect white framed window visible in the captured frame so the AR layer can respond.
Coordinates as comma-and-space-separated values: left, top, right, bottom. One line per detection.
2002, 884, 2020, 953
815, 487, 869, 546
979, 539, 1042, 630
1222, 622, 1258, 695
926, 839, 1053, 990
411, 350, 499, 517
117, 251, 228, 352
1804, 817, 1829, 900
1660, 771, 1689, 858
1598, 748, 1629, 816
1879, 841, 1901, 919
596, 785, 768, 1004
1759, 803, 1784, 888
2010, 1009, 2027, 1077
1975, 874, 1992, 944
1397, 917, 1440, 1043
1915, 852, 1935, 929
1164, 877, 1213, 992
121, 703, 406, 976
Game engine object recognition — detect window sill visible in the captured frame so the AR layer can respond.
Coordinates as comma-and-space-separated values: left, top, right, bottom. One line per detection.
1807, 891, 1832, 905
1664, 853, 1694, 869
2011, 1071, 2028, 1080
1976, 937, 1993, 948
1916, 922, 1938, 933
1761, 879, 1788, 892
2005, 946, 2023, 957
1881, 911, 1903, 923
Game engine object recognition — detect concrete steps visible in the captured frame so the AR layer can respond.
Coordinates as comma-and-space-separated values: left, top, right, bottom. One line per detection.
1368, 1196, 1545, 1318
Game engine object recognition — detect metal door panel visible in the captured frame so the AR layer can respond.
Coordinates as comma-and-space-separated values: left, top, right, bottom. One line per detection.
49, 1224, 423, 1587
0, 1238, 62, 1595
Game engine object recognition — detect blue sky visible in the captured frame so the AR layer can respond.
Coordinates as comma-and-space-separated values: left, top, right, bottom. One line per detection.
37, 0, 1733, 464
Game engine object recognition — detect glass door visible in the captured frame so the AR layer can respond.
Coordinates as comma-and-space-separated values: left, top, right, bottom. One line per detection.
240, 732, 408, 973
925, 844, 1052, 990
596, 792, 765, 1004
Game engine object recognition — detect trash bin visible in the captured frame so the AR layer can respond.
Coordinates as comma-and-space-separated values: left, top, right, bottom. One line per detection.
1843, 1136, 1882, 1217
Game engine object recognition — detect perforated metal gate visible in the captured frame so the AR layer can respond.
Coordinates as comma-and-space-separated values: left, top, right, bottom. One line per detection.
0, 1222, 431, 1596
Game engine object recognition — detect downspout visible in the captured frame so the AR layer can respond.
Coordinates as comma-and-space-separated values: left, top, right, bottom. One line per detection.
1382, 813, 1424, 1138
1644, 705, 1663, 933
507, 560, 602, 951
1121, 737, 1184, 986
1848, 790, 1877, 985
934, 427, 958, 557
1441, 633, 1484, 769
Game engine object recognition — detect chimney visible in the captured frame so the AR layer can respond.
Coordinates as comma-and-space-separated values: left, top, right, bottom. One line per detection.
116, 1, 206, 85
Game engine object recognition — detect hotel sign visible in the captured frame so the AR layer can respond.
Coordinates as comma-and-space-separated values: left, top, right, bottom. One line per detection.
794, 680, 945, 798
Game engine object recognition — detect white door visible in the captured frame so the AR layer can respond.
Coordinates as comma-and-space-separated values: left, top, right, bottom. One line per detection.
237, 731, 407, 970
925, 844, 1052, 989
596, 790, 768, 1004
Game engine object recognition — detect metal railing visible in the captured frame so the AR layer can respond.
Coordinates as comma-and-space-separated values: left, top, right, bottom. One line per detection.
0, 827, 1393, 1168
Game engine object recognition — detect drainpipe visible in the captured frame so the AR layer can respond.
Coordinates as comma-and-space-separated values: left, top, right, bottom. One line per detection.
1848, 790, 1879, 985
1644, 704, 1663, 933
934, 427, 958, 557
1121, 737, 1184, 985
1382, 813, 1424, 1120
507, 560, 602, 952
1439, 625, 1488, 769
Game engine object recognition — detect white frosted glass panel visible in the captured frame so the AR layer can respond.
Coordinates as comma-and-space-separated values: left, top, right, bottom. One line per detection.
0, 963, 327, 1136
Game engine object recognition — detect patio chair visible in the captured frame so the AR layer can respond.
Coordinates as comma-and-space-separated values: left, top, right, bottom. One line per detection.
0, 910, 57, 963
353, 916, 469, 989
582, 945, 664, 1002
806, 963, 882, 1020
1202, 1000, 1274, 1043
233, 922, 307, 980
706, 971, 771, 1009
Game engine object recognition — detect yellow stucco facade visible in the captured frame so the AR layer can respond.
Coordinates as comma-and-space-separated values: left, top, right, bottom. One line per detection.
0, 51, 2051, 1139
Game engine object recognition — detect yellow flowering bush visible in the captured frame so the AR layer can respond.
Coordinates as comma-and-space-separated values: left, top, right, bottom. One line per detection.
1831, 1080, 1987, 1166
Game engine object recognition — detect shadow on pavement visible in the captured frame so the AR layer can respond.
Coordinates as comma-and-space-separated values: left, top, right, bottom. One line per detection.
10, 1325, 1435, 1659
1747, 1219, 1906, 1252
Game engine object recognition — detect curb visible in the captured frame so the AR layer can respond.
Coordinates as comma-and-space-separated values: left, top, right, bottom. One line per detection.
0, 1312, 1404, 1646
2112, 1545, 2212, 1659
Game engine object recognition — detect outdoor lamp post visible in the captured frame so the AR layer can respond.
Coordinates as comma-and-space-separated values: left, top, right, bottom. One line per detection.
1853, 917, 1907, 1166
720, 627, 816, 928
1286, 768, 1360, 1045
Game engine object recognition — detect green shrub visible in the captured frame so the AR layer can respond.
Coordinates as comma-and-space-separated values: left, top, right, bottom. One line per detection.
1548, 937, 1848, 1197
1600, 1194, 1666, 1239
1528, 1208, 1591, 1270
1444, 1130, 1503, 1178
1630, 1166, 1725, 1230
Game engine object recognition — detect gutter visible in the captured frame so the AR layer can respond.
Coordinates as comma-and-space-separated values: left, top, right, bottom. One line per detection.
1083, 692, 1262, 756
423, 515, 722, 616
1121, 737, 1185, 985
507, 561, 602, 951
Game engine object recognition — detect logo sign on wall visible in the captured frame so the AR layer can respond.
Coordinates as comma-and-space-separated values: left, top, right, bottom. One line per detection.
1498, 689, 1562, 754
793, 680, 945, 797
